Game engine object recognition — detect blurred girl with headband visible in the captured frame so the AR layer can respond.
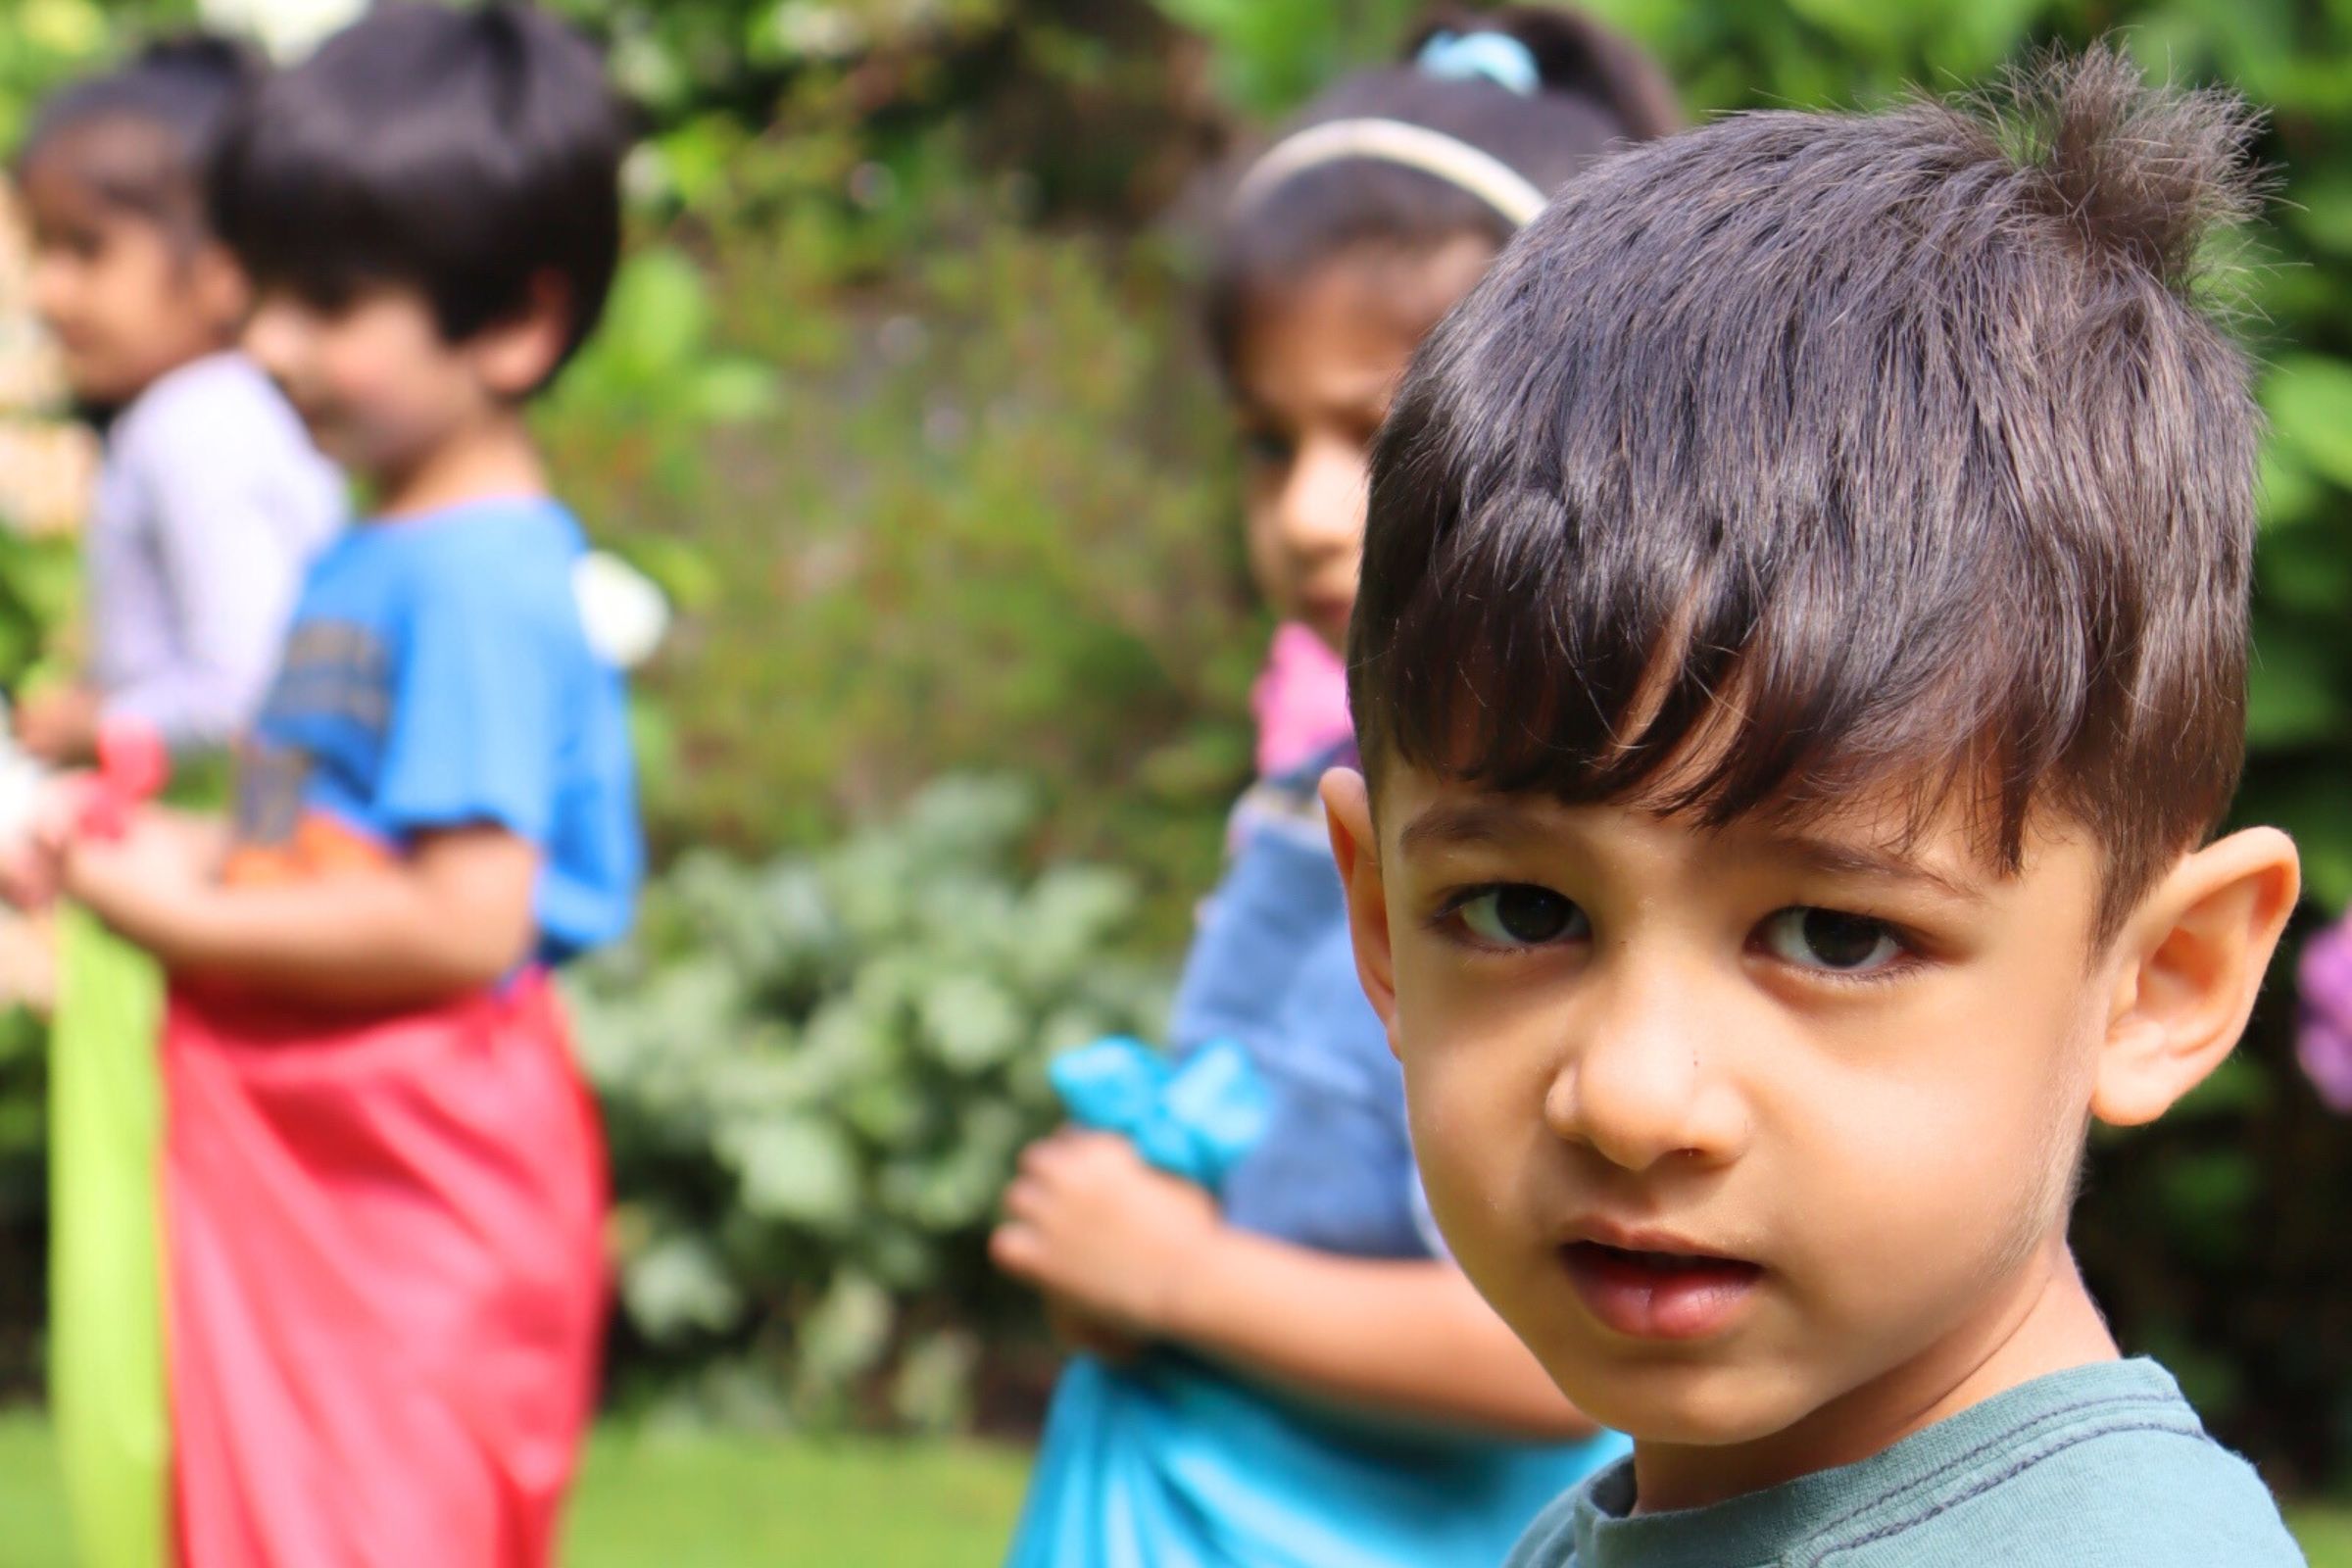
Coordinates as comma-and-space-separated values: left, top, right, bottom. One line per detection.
9, 40, 342, 1568
990, 10, 1678, 1564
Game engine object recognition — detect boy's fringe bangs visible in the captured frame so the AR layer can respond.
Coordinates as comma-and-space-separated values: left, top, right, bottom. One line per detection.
1350, 44, 2265, 941
1360, 472, 2063, 878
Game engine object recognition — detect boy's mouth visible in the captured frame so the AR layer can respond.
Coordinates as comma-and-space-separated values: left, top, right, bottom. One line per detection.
1561, 1237, 1764, 1342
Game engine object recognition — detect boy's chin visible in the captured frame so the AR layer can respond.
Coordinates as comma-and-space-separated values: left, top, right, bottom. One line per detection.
1547, 1353, 1820, 1451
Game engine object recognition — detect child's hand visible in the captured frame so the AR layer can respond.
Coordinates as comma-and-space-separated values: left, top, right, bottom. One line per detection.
61, 806, 213, 950
991, 1130, 1223, 1340
0, 772, 92, 911
14, 685, 101, 765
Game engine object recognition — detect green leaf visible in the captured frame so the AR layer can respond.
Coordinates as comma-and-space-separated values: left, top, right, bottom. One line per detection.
724, 1115, 863, 1228
918, 971, 1025, 1072
890, 1329, 980, 1432
2245, 632, 2345, 747
791, 1271, 895, 1399
621, 1234, 747, 1343
2264, 355, 2352, 492
695, 360, 781, 423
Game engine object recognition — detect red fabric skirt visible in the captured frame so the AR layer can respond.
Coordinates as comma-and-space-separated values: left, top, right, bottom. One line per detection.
164, 972, 608, 1567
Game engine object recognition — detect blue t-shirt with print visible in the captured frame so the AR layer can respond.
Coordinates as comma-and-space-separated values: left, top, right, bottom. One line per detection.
238, 497, 640, 962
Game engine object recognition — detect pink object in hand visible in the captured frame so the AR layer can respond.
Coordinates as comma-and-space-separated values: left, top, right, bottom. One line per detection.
76, 719, 170, 841
1250, 623, 1353, 777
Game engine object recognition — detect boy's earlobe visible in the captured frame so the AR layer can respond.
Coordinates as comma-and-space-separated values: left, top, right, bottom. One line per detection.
1321, 766, 1402, 1050
474, 270, 573, 397
2093, 825, 2300, 1128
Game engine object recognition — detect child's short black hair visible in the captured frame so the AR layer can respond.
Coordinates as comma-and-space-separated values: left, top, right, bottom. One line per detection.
210, 1, 626, 385
1205, 4, 1678, 372
16, 35, 262, 245
1351, 47, 2265, 939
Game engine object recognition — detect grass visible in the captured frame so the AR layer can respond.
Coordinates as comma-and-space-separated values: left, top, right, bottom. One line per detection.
2, 1407, 2346, 1564
0, 1409, 1030, 1566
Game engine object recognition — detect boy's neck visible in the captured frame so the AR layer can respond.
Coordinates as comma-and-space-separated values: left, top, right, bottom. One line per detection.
1631, 1237, 2119, 1515
373, 407, 550, 519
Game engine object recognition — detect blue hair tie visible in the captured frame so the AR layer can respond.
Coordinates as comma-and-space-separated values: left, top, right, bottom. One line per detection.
1417, 29, 1541, 98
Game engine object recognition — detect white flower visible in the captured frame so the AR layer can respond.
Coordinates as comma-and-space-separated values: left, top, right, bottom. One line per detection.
196, 0, 364, 61
573, 551, 671, 670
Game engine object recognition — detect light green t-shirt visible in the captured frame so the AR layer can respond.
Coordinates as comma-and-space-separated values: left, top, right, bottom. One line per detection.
1506, 1359, 2304, 1567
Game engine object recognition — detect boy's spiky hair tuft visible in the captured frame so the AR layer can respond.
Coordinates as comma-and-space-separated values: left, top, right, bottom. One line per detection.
1350, 43, 2268, 939
1993, 42, 2265, 289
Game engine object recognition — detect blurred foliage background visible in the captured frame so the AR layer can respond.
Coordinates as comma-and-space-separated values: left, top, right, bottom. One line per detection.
0, 0, 2346, 1489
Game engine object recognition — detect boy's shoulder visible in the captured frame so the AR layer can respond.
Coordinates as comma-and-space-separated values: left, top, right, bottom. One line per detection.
1509, 1361, 2305, 1567
320, 498, 591, 642
358, 497, 582, 580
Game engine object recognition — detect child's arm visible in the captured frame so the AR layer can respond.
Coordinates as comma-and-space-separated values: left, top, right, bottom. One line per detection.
992, 1129, 1597, 1442
62, 810, 537, 1008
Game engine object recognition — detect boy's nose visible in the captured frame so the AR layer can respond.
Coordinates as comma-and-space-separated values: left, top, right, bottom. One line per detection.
1543, 963, 1750, 1173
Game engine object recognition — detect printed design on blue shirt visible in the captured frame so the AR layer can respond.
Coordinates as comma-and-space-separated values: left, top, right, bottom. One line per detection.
234, 619, 391, 850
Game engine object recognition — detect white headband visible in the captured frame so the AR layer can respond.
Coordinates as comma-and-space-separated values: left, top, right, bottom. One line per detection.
1231, 117, 1550, 228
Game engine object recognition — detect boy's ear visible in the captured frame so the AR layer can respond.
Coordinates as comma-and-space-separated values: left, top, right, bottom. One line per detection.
2093, 825, 2299, 1128
471, 270, 572, 399
1321, 766, 1402, 1055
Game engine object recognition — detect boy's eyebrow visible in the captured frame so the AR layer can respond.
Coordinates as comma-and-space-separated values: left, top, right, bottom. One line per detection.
1762, 832, 1988, 904
1395, 800, 1991, 904
1395, 798, 1545, 858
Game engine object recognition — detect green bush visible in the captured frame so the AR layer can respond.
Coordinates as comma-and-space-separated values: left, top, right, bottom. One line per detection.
561, 174, 1260, 938
567, 775, 1173, 1429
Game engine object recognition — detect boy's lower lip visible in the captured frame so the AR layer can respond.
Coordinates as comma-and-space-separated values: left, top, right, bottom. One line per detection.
1561, 1241, 1764, 1341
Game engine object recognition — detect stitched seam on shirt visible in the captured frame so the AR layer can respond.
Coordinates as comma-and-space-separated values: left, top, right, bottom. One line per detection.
1801, 1419, 2217, 1565
1799, 1391, 2183, 1541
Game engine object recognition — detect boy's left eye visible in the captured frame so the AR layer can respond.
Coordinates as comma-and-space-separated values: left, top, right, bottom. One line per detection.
1758, 907, 1905, 974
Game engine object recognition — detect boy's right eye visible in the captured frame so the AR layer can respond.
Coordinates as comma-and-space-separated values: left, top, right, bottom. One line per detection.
1446, 884, 1591, 950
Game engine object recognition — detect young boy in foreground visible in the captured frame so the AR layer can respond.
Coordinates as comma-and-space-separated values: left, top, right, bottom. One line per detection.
1323, 47, 2308, 1565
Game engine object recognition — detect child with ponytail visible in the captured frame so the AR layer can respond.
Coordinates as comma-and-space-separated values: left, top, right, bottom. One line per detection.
991, 11, 1678, 1563
10, 40, 341, 1568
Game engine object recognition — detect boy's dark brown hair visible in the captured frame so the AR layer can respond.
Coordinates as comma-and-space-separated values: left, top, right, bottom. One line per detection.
210, 2, 626, 385
1349, 46, 2266, 939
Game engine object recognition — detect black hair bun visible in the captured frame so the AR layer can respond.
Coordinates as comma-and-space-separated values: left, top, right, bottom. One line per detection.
1407, 5, 1680, 139
131, 33, 266, 90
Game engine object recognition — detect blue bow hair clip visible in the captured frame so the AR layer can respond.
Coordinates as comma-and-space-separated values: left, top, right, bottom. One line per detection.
1050, 1036, 1271, 1194
1417, 29, 1541, 98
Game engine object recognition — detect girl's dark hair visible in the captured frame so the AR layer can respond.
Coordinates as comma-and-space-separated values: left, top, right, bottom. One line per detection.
15, 35, 263, 242
1205, 5, 1679, 369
